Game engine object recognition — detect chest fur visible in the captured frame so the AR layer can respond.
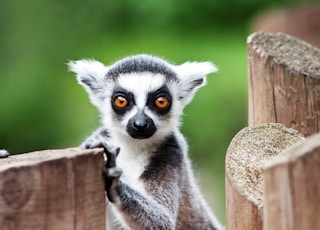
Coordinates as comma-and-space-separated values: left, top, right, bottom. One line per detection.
115, 144, 151, 191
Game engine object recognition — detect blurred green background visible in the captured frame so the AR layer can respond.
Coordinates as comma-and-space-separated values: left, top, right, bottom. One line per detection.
0, 0, 315, 224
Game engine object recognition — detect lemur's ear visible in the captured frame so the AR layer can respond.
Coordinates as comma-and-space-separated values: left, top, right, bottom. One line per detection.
173, 61, 217, 106
68, 59, 109, 107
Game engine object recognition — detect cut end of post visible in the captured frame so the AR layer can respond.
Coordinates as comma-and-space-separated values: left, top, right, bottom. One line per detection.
247, 32, 320, 79
226, 123, 304, 208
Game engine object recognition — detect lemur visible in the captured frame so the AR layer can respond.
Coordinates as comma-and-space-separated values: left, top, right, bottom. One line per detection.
68, 54, 223, 230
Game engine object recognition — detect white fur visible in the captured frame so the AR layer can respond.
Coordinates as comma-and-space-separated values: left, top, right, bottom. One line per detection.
117, 72, 164, 107
68, 59, 109, 108
173, 61, 218, 80
68, 59, 108, 79
173, 61, 218, 106
107, 72, 179, 145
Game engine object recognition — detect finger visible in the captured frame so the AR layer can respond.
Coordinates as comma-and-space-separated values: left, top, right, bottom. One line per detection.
84, 139, 103, 149
103, 167, 122, 178
0, 150, 9, 158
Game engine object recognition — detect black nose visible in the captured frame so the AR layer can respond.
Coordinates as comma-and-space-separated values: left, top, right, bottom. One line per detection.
133, 119, 148, 131
127, 112, 157, 139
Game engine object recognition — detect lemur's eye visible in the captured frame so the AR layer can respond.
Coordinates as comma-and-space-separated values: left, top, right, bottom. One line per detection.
114, 96, 128, 108
155, 96, 169, 109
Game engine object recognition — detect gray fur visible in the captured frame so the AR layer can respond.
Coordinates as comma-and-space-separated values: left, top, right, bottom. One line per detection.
107, 54, 178, 81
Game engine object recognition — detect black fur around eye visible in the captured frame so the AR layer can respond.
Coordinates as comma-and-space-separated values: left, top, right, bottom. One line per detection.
111, 90, 134, 114
114, 96, 128, 108
154, 96, 169, 109
147, 86, 172, 115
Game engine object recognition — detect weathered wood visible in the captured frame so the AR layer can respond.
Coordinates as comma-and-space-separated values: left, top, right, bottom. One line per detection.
248, 32, 320, 136
0, 148, 106, 230
264, 132, 320, 230
225, 123, 304, 230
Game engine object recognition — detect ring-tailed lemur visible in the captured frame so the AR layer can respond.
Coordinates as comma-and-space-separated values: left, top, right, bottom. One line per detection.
69, 54, 223, 230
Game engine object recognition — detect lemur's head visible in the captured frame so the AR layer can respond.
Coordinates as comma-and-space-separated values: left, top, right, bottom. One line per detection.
69, 54, 217, 142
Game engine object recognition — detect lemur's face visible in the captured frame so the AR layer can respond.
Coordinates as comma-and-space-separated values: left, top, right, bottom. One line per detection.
109, 73, 176, 140
69, 54, 217, 141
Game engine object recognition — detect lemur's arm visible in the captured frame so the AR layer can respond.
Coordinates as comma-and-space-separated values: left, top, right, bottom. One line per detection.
86, 139, 181, 230
110, 181, 178, 229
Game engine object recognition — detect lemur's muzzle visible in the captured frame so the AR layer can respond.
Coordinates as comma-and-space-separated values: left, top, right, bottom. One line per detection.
127, 111, 156, 139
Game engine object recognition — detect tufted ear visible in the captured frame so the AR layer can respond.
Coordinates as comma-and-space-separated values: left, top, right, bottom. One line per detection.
68, 59, 109, 108
173, 61, 218, 106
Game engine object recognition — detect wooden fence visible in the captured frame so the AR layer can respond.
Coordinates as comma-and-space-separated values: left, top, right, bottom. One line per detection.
1, 32, 320, 230
226, 32, 320, 230
0, 148, 106, 230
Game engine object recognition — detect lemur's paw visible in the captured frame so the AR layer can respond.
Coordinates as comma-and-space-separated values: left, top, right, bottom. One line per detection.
84, 139, 120, 166
85, 139, 122, 202
83, 137, 104, 150
102, 166, 122, 178
0, 150, 9, 158
102, 151, 122, 203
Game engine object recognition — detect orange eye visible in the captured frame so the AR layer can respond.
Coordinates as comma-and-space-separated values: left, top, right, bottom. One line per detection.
114, 96, 128, 108
155, 96, 169, 109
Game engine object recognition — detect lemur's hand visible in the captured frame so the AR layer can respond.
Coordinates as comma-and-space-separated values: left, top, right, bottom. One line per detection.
84, 140, 122, 203
0, 150, 9, 158
102, 146, 122, 203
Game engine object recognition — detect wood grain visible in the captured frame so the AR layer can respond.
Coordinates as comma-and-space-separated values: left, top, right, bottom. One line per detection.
0, 148, 105, 230
247, 32, 320, 136
225, 123, 304, 230
264, 132, 320, 230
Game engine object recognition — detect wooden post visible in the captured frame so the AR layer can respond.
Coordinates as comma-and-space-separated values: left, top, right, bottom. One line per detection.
0, 148, 106, 230
225, 123, 304, 230
264, 132, 320, 230
248, 32, 320, 136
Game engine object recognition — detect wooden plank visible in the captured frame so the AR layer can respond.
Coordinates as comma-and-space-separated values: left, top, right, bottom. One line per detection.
247, 32, 320, 136
264, 132, 320, 230
0, 148, 106, 230
225, 170, 262, 230
225, 123, 304, 230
